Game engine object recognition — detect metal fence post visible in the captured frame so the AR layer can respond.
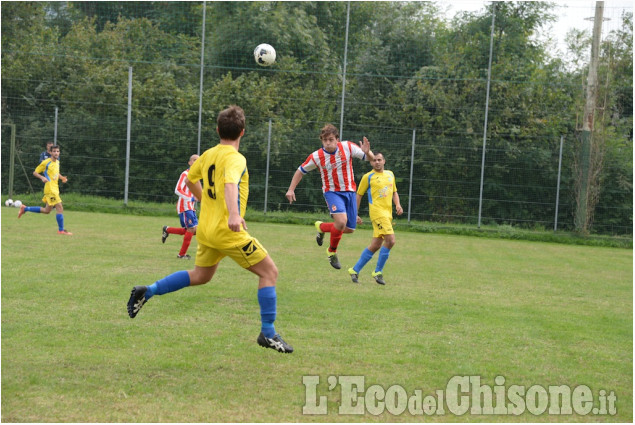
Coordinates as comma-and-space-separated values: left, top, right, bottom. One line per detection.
9, 124, 16, 198
339, 0, 350, 138
197, 1, 207, 155
408, 128, 415, 224
477, 4, 496, 228
264, 118, 272, 214
54, 107, 58, 145
124, 66, 132, 206
554, 135, 564, 231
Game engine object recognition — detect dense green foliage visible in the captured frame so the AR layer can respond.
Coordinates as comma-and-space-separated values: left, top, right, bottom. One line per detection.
1, 1, 632, 235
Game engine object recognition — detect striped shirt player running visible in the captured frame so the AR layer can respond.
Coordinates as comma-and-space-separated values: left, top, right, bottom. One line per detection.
286, 124, 374, 269
161, 154, 200, 259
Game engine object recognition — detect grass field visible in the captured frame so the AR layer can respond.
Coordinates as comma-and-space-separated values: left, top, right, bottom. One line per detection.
1, 208, 632, 422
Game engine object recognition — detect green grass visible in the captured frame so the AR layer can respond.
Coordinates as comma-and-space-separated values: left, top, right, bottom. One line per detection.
5, 193, 633, 248
1, 208, 632, 422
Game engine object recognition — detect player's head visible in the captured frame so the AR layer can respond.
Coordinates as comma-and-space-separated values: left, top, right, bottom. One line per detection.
45, 141, 54, 152
371, 152, 385, 171
319, 124, 340, 153
50, 145, 60, 159
217, 105, 245, 141
188, 154, 199, 166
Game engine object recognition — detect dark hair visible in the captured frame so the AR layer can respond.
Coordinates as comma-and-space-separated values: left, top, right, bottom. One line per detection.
320, 124, 339, 141
46, 141, 54, 147
217, 105, 245, 140
51, 145, 60, 151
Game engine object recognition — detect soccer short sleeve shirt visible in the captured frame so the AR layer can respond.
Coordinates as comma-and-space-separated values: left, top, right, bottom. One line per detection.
298, 141, 366, 193
188, 144, 249, 248
175, 168, 195, 213
35, 158, 60, 197
357, 169, 397, 220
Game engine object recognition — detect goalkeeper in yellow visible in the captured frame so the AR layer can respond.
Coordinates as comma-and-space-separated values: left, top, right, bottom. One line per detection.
349, 153, 403, 285
18, 144, 72, 235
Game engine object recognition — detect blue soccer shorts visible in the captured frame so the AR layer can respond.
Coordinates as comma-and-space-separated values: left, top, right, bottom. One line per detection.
179, 210, 198, 229
323, 191, 357, 230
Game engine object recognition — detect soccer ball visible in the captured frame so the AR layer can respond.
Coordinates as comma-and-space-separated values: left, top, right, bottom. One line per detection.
13, 200, 22, 208
5, 199, 13, 207
254, 43, 276, 66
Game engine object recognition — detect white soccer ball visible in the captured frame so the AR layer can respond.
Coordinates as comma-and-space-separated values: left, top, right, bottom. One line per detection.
13, 200, 22, 208
254, 43, 276, 66
5, 199, 13, 207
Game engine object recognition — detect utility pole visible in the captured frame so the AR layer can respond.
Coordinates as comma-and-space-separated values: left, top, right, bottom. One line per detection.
575, 1, 604, 233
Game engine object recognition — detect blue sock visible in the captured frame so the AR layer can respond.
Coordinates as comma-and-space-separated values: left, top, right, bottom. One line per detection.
258, 286, 277, 338
353, 248, 375, 273
145, 270, 190, 299
56, 214, 64, 231
375, 246, 391, 273
25, 206, 41, 213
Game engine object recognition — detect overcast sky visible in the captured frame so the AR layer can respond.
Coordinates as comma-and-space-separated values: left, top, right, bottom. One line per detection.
442, 0, 632, 56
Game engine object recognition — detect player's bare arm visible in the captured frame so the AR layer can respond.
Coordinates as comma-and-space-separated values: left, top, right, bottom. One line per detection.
285, 169, 304, 204
185, 179, 203, 203
225, 183, 247, 232
356, 193, 363, 224
359, 136, 375, 161
33, 171, 48, 184
394, 192, 403, 215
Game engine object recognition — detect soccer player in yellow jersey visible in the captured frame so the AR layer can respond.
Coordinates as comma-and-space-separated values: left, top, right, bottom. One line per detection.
349, 153, 403, 285
18, 145, 72, 235
127, 105, 293, 353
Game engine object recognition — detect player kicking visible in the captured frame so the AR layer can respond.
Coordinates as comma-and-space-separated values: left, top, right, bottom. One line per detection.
18, 145, 72, 235
127, 105, 293, 353
349, 153, 403, 285
285, 124, 374, 269
162, 154, 199, 259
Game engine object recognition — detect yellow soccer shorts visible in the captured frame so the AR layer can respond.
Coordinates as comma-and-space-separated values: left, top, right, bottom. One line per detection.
195, 234, 269, 269
371, 216, 394, 238
42, 192, 62, 206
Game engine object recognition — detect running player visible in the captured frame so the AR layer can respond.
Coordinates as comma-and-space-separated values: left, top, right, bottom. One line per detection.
18, 145, 72, 235
348, 153, 403, 285
127, 105, 293, 353
161, 154, 200, 259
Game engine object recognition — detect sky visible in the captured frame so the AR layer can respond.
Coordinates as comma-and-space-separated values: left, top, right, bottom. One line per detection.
442, 0, 633, 58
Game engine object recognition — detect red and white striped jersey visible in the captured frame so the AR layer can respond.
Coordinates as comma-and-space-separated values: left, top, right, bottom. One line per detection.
299, 141, 367, 193
175, 168, 195, 213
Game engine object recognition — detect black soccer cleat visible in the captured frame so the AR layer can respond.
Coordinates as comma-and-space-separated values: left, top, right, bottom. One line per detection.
257, 332, 294, 353
372, 272, 386, 285
177, 254, 191, 259
314, 221, 324, 246
161, 226, 169, 243
327, 249, 341, 269
348, 268, 359, 283
127, 286, 148, 318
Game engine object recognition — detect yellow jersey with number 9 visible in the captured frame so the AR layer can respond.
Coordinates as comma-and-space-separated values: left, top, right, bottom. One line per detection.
357, 169, 397, 220
188, 144, 249, 248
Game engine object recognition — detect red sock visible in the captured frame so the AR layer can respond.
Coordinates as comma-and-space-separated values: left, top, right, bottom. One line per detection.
329, 228, 343, 252
179, 232, 193, 256
320, 222, 335, 233
167, 227, 187, 235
